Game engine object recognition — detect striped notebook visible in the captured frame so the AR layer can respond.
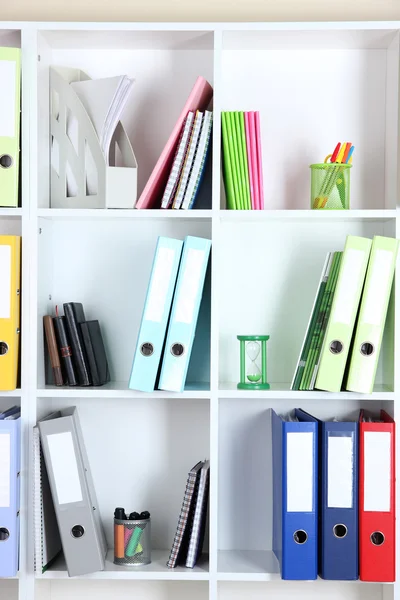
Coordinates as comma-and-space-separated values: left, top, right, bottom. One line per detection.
173, 111, 204, 209
167, 461, 203, 568
181, 111, 213, 210
186, 460, 210, 568
161, 112, 194, 209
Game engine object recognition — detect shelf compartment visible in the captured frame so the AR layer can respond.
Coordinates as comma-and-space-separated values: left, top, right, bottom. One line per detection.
218, 550, 280, 581
37, 29, 214, 210
37, 549, 209, 580
220, 28, 400, 210
218, 219, 396, 392
38, 218, 211, 390
36, 396, 210, 563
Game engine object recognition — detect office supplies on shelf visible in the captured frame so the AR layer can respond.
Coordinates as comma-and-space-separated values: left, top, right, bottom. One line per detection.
272, 408, 318, 580
0, 48, 21, 208
161, 112, 195, 209
38, 407, 107, 577
359, 409, 395, 582
43, 316, 64, 387
53, 312, 77, 387
63, 302, 91, 386
0, 236, 21, 391
237, 335, 270, 390
186, 460, 210, 568
173, 111, 204, 209
136, 76, 213, 209
346, 235, 399, 394
311, 142, 354, 210
33, 423, 62, 575
114, 511, 151, 566
0, 409, 20, 577
167, 461, 203, 568
80, 320, 110, 387
221, 111, 264, 210
129, 236, 184, 392
50, 67, 137, 209
316, 235, 372, 392
158, 236, 211, 392
181, 111, 213, 210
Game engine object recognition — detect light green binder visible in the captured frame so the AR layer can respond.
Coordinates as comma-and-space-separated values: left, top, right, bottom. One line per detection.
346, 235, 399, 394
0, 48, 21, 208
315, 235, 372, 393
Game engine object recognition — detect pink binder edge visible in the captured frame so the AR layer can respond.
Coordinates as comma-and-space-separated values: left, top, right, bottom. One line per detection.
255, 111, 264, 210
248, 112, 260, 210
136, 76, 213, 209
244, 112, 256, 210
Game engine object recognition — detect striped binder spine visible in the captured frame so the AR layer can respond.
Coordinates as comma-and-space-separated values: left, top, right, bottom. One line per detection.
173, 111, 204, 209
167, 461, 203, 568
161, 112, 194, 209
186, 460, 210, 568
183, 111, 213, 210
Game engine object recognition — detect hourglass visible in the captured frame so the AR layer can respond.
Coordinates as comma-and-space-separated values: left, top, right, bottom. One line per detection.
237, 335, 270, 390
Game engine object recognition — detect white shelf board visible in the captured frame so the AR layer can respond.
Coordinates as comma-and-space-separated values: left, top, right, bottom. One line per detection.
37, 208, 213, 220
218, 382, 395, 400
37, 549, 209, 580
0, 388, 22, 398
218, 550, 280, 581
220, 209, 398, 222
0, 208, 22, 218
37, 381, 210, 399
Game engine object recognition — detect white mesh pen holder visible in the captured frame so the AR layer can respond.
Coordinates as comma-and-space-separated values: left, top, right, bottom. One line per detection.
114, 517, 151, 566
50, 66, 138, 209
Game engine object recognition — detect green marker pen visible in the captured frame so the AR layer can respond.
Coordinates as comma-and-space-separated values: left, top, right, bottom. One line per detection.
125, 526, 143, 558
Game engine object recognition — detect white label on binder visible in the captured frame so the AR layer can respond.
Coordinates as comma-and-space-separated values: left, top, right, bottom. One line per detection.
0, 245, 11, 319
328, 435, 353, 508
333, 248, 365, 325
175, 248, 205, 324
144, 247, 175, 323
287, 432, 314, 512
363, 249, 393, 326
0, 60, 16, 138
364, 431, 391, 512
0, 433, 10, 508
47, 432, 83, 505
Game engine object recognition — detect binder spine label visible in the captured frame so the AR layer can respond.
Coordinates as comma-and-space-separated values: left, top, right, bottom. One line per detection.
0, 433, 10, 507
332, 248, 364, 325
286, 431, 314, 513
363, 249, 393, 326
144, 247, 175, 323
47, 432, 83, 505
327, 434, 353, 508
364, 431, 391, 512
0, 245, 11, 318
174, 248, 205, 324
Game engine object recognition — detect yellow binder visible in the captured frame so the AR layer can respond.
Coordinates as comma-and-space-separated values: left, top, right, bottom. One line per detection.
0, 236, 21, 390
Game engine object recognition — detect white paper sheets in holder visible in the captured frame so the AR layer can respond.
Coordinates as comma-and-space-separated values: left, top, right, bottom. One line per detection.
50, 67, 138, 209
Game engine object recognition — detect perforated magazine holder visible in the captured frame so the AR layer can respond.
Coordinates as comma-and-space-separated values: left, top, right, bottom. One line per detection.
50, 66, 137, 209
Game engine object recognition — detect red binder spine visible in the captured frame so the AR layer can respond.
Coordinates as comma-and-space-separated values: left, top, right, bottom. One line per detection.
359, 410, 395, 582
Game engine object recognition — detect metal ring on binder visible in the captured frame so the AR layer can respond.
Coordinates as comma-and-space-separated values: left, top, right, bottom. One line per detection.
71, 525, 85, 539
333, 524, 348, 538
370, 531, 385, 546
0, 528, 10, 541
360, 342, 374, 356
171, 343, 185, 357
0, 342, 9, 355
140, 342, 154, 357
0, 154, 13, 168
293, 529, 308, 544
329, 340, 343, 354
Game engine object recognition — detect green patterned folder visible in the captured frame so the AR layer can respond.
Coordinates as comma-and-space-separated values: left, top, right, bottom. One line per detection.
300, 252, 340, 391
308, 251, 342, 390
228, 112, 243, 209
291, 253, 333, 391
302, 251, 342, 390
221, 112, 236, 209
234, 111, 251, 209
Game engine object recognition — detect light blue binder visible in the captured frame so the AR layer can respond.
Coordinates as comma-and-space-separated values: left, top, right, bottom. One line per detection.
158, 236, 211, 392
0, 412, 21, 577
129, 236, 183, 392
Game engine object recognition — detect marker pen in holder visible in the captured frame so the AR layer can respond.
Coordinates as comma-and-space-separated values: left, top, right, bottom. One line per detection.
114, 507, 126, 560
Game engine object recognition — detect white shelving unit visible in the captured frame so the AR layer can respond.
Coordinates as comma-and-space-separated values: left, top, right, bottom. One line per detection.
0, 19, 398, 600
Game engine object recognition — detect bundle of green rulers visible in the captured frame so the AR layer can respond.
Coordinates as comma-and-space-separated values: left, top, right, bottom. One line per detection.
291, 251, 342, 390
